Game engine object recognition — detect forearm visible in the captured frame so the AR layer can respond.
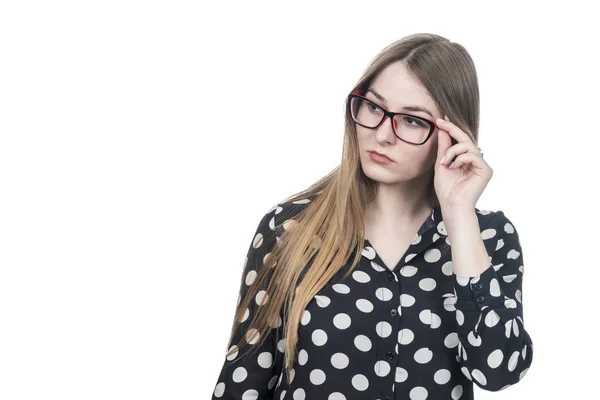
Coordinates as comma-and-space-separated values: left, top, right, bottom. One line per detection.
442, 208, 491, 278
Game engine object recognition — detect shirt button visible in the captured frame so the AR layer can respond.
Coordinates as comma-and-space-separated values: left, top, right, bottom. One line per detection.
473, 282, 483, 290
388, 273, 395, 281
386, 351, 394, 360
390, 308, 397, 316
476, 295, 485, 303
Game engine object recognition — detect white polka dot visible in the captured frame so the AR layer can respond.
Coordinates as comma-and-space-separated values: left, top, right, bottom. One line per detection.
268, 375, 277, 389
482, 227, 497, 240
513, 320, 520, 337
441, 261, 453, 276
332, 284, 350, 294
472, 369, 487, 385
288, 368, 295, 383
443, 296, 456, 312
490, 278, 501, 297
257, 352, 273, 368
280, 389, 286, 399
246, 328, 260, 345
252, 233, 263, 248
374, 360, 391, 377
485, 310, 500, 327
505, 320, 513, 338
419, 310, 432, 325
293, 388, 305, 400
298, 349, 308, 366
277, 338, 285, 353
328, 393, 346, 400
245, 270, 257, 285
400, 294, 416, 307
354, 334, 372, 352
414, 348, 433, 364
352, 270, 371, 283
467, 331, 482, 347
401, 265, 418, 277
269, 314, 282, 329
451, 384, 463, 399
508, 351, 520, 372
310, 369, 326, 385
375, 287, 393, 301
331, 352, 349, 369
371, 261, 386, 272
456, 276, 470, 286
519, 368, 529, 380
424, 248, 442, 262
456, 309, 464, 326
333, 313, 352, 329
356, 298, 374, 313
312, 329, 328, 346
431, 312, 441, 328
515, 289, 522, 303
214, 382, 225, 398
487, 349, 504, 368
409, 386, 428, 400
226, 345, 238, 361
240, 308, 249, 322
522, 345, 527, 360
444, 332, 459, 348
255, 290, 269, 305
232, 366, 247, 382
314, 295, 330, 307
352, 374, 369, 391
362, 246, 376, 260
419, 278, 437, 291
301, 310, 311, 325
242, 389, 259, 400
376, 321, 392, 338
398, 328, 414, 345
461, 366, 472, 380
395, 366, 408, 382
434, 369, 451, 384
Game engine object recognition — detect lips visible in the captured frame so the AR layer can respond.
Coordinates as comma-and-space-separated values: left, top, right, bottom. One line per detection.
370, 151, 393, 162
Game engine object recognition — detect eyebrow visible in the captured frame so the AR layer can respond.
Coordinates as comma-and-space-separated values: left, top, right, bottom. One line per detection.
366, 88, 434, 118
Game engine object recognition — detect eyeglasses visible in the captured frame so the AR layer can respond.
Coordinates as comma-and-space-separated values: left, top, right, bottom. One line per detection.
347, 91, 437, 145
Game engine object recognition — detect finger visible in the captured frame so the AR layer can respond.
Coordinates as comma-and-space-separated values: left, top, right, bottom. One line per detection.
448, 152, 486, 170
435, 122, 452, 167
440, 142, 479, 165
436, 117, 473, 146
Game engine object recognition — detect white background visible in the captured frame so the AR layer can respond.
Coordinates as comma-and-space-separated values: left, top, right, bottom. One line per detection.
1, 1, 599, 399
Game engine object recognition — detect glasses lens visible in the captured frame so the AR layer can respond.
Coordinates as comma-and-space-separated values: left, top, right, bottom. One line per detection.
392, 114, 431, 144
350, 96, 431, 144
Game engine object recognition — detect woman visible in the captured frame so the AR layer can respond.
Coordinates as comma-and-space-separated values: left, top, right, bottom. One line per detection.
211, 32, 533, 400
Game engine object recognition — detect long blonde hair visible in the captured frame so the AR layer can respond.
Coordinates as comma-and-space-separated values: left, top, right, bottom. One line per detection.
226, 32, 481, 379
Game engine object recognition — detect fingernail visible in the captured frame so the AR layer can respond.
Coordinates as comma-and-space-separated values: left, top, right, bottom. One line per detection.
449, 161, 455, 169
440, 155, 446, 164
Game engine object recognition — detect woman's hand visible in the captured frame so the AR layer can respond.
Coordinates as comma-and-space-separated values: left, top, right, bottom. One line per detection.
434, 115, 493, 212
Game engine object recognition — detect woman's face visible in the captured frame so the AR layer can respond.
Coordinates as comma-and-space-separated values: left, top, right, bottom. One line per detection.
356, 60, 444, 185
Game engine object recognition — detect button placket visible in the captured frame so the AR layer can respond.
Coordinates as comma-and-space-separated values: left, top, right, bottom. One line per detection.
376, 270, 400, 400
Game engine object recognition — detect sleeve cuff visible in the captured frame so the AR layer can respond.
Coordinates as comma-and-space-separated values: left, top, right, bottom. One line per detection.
454, 265, 505, 311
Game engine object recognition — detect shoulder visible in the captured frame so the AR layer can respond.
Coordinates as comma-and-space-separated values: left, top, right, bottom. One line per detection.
252, 194, 317, 244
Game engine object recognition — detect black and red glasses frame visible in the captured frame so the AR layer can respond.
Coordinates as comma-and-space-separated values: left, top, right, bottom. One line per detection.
347, 90, 438, 145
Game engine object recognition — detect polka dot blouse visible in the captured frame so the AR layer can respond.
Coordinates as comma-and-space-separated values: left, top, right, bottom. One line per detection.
211, 198, 533, 399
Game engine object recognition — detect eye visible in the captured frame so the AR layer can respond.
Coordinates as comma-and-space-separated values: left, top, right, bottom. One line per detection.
402, 116, 427, 128
367, 102, 382, 113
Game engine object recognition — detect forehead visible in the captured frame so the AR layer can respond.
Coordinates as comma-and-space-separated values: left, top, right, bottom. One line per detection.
368, 61, 441, 116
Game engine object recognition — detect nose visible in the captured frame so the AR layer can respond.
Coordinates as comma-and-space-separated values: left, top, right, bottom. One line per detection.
375, 115, 397, 143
